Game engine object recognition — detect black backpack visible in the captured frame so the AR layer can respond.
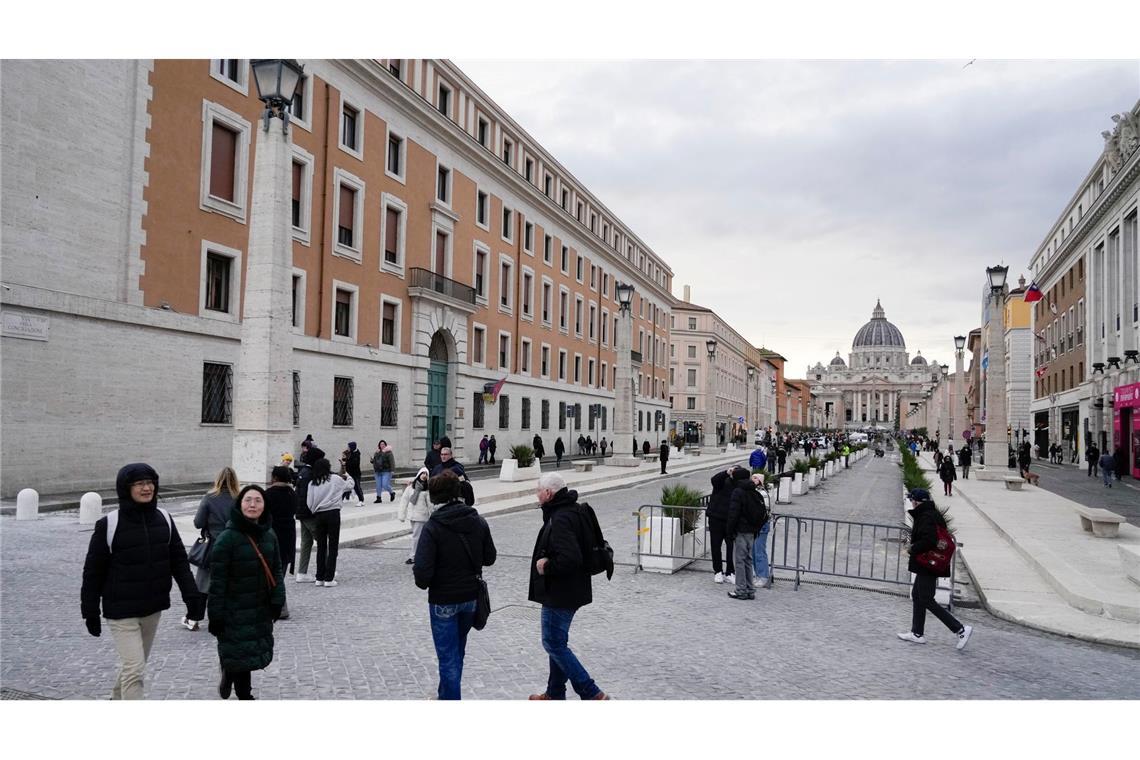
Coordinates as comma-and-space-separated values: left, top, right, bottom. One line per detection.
577, 502, 614, 580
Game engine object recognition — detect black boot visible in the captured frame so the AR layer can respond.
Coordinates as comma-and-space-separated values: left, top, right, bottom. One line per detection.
219, 670, 233, 700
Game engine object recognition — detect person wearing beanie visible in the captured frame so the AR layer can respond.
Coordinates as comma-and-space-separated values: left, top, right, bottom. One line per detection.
344, 441, 364, 505
80, 463, 205, 699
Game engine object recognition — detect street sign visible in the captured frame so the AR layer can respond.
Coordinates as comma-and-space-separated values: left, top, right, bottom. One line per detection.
738, 416, 745, 424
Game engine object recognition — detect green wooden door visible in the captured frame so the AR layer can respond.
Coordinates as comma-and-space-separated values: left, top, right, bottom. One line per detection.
427, 359, 447, 449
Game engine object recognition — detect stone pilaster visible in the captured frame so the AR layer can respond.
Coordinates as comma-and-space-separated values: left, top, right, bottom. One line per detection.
984, 289, 1009, 469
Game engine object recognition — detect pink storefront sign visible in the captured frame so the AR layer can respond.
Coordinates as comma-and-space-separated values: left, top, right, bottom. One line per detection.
1112, 381, 1140, 478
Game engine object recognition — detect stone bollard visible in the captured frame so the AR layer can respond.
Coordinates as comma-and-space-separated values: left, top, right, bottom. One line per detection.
16, 488, 39, 521
79, 492, 103, 525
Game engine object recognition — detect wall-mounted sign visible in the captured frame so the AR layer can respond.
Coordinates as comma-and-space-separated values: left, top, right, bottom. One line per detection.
1, 313, 49, 342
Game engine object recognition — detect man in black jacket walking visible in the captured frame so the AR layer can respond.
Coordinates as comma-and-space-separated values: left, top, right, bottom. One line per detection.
527, 474, 609, 700
707, 467, 747, 584
659, 440, 670, 475
413, 472, 497, 700
81, 463, 205, 699
725, 472, 768, 600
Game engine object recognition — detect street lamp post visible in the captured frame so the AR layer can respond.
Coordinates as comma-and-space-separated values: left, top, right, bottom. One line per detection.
953, 335, 966, 452
983, 265, 1010, 470
704, 338, 719, 450
768, 377, 776, 431
746, 365, 755, 438
938, 363, 950, 450
231, 59, 305, 485
611, 281, 639, 466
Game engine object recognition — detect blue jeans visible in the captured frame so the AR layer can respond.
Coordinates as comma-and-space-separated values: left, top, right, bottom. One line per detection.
374, 469, 393, 498
540, 607, 600, 699
753, 521, 770, 580
428, 600, 477, 700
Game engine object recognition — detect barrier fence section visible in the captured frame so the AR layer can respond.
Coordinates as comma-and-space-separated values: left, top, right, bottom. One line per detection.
635, 501, 956, 611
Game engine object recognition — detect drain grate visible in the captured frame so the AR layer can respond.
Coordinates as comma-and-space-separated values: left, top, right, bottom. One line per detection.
1, 688, 54, 700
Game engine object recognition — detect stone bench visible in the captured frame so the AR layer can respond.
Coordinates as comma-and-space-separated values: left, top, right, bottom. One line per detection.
1119, 545, 1140, 586
1072, 505, 1126, 538
1004, 477, 1024, 491
572, 461, 595, 473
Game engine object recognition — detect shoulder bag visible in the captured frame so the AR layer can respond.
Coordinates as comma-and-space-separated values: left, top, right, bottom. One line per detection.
455, 533, 491, 630
187, 526, 211, 567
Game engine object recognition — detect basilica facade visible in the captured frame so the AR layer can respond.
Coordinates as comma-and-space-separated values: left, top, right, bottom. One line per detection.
807, 301, 942, 430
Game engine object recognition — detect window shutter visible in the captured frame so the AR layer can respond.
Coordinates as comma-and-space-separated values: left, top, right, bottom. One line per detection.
385, 208, 399, 255
339, 186, 354, 231
210, 123, 238, 201
292, 162, 302, 202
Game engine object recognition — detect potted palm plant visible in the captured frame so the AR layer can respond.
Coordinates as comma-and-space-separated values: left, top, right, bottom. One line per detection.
639, 484, 706, 574
499, 444, 541, 482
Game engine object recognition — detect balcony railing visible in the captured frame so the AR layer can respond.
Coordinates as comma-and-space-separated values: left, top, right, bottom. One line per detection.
630, 350, 643, 364
409, 267, 476, 305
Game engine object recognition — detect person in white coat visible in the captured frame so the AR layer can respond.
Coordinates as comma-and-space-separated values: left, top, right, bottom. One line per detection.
398, 467, 432, 565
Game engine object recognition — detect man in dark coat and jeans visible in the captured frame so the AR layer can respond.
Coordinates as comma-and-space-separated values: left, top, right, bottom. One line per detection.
707, 467, 747, 584
725, 472, 768, 600
527, 473, 610, 700
81, 463, 205, 699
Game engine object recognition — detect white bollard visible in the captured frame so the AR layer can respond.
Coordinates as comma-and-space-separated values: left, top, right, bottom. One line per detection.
79, 492, 103, 525
16, 488, 39, 521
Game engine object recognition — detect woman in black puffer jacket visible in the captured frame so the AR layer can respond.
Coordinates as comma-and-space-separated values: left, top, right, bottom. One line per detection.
897, 490, 972, 649
207, 484, 286, 700
706, 467, 749, 583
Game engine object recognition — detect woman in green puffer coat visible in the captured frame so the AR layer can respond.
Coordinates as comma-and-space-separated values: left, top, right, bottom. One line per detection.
207, 484, 286, 700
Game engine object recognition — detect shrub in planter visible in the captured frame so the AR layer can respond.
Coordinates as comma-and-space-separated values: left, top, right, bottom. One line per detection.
661, 484, 703, 534
807, 456, 822, 471
509, 444, 535, 468
792, 460, 810, 475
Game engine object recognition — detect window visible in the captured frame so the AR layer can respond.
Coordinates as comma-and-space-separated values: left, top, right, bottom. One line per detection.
521, 339, 532, 373
687, 368, 697, 386
524, 221, 534, 253
558, 349, 567, 381
474, 248, 489, 301
337, 185, 356, 247
601, 309, 609, 344
291, 272, 304, 329
559, 289, 569, 330
472, 392, 485, 429
576, 202, 583, 221
286, 75, 309, 126
472, 325, 486, 365
541, 344, 550, 377
543, 234, 552, 264
436, 165, 451, 204
590, 213, 597, 232
477, 117, 489, 147
437, 82, 451, 118
688, 317, 697, 330
386, 132, 405, 180
687, 345, 696, 359
498, 396, 510, 429
201, 362, 233, 424
561, 188, 569, 209
334, 287, 354, 338
588, 303, 596, 339
522, 397, 532, 429
332, 169, 364, 259
381, 300, 398, 347
544, 174, 553, 197
522, 270, 534, 317
292, 371, 300, 426
574, 403, 582, 431
687, 397, 696, 410
601, 361, 608, 388
381, 382, 398, 427
433, 230, 450, 276
588, 358, 595, 385
381, 196, 407, 270
340, 103, 360, 153
204, 253, 232, 313
502, 207, 514, 242
333, 377, 353, 426
561, 246, 569, 274
574, 296, 583, 335
476, 190, 489, 228
559, 401, 567, 430
499, 258, 513, 310
502, 137, 513, 166
213, 59, 242, 85
576, 255, 583, 282
590, 265, 597, 289
524, 157, 534, 182
499, 333, 510, 370
541, 399, 550, 430
389, 60, 402, 78
209, 122, 238, 203
201, 102, 251, 220
574, 355, 582, 383
291, 160, 304, 228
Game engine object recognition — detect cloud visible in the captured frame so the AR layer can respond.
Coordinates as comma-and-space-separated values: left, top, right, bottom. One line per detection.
459, 59, 1140, 374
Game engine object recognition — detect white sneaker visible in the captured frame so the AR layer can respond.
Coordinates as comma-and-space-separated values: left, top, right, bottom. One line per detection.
314, 580, 324, 587
956, 625, 973, 650
295, 574, 314, 583
724, 574, 735, 585
322, 580, 338, 588
714, 572, 725, 584
897, 632, 926, 644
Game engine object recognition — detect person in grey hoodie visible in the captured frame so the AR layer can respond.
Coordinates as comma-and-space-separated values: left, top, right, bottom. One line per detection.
306, 458, 354, 586
398, 467, 432, 564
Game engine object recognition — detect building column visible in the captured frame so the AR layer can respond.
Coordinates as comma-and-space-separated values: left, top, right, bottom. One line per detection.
984, 288, 1009, 469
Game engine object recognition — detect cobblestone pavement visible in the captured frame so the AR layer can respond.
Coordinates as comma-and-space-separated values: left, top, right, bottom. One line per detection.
3, 459, 1138, 700
1028, 460, 1140, 527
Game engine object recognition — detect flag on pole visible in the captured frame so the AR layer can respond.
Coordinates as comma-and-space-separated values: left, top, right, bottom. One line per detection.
1035, 365, 1048, 378
488, 377, 507, 401
1024, 282, 1043, 302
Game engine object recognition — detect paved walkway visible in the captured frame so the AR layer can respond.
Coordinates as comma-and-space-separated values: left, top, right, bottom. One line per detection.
4, 448, 1139, 700
1024, 459, 1140, 527
918, 454, 1140, 648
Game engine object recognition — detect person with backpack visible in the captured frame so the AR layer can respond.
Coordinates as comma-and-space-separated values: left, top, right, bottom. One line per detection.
898, 489, 972, 649
725, 470, 768, 600
343, 442, 364, 505
80, 463, 205, 699
527, 473, 610, 700
413, 471, 497, 700
707, 467, 744, 585
208, 484, 286, 700
185, 466, 241, 631
371, 441, 396, 503
293, 444, 323, 584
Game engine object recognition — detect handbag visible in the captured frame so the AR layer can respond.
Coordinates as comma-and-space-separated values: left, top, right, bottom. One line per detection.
456, 533, 491, 630
187, 528, 211, 567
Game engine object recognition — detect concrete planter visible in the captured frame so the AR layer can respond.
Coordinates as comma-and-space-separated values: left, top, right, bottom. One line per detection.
777, 477, 793, 503
792, 472, 806, 496
808, 468, 818, 489
498, 459, 541, 482
639, 513, 704, 574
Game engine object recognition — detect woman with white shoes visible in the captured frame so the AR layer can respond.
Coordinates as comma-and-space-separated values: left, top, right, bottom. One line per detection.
398, 467, 432, 565
898, 489, 973, 650
186, 467, 240, 630
305, 458, 354, 587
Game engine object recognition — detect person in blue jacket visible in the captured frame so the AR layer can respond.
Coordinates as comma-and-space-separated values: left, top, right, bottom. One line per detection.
749, 446, 768, 473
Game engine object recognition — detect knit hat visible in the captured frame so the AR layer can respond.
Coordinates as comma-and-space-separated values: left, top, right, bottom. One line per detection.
907, 488, 931, 502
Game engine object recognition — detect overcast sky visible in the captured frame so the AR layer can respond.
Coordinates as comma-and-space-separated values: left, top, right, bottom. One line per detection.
458, 59, 1140, 376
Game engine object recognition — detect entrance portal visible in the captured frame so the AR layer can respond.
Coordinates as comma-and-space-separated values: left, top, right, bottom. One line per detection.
427, 332, 449, 451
